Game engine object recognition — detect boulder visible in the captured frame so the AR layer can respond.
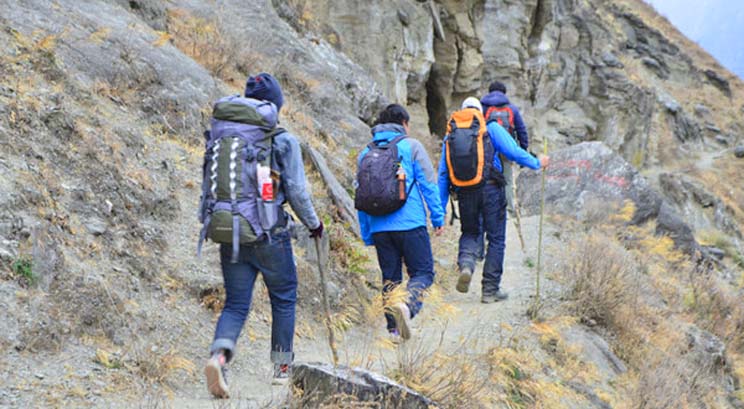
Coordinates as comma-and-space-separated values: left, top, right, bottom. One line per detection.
517, 142, 700, 255
704, 69, 732, 98
735, 146, 744, 158
292, 362, 437, 408
518, 142, 660, 224
601, 51, 623, 68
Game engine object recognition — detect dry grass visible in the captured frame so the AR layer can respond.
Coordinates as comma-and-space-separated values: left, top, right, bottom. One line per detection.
166, 8, 239, 84
621, 352, 717, 409
560, 233, 640, 328
685, 265, 744, 353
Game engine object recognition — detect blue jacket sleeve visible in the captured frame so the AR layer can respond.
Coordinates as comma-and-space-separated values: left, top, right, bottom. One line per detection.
511, 105, 529, 150
356, 148, 374, 245
488, 122, 541, 170
410, 140, 444, 228
437, 142, 450, 212
358, 210, 373, 246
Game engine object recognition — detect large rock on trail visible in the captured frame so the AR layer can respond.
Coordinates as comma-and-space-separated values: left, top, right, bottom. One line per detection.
517, 142, 700, 255
292, 362, 437, 408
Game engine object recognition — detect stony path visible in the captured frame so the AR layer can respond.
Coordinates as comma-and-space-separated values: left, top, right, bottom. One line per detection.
163, 215, 558, 408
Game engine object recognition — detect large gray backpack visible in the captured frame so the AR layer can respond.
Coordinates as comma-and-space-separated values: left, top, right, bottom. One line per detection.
198, 96, 285, 262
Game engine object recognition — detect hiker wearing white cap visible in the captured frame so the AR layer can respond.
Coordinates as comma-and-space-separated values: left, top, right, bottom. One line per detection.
438, 97, 549, 303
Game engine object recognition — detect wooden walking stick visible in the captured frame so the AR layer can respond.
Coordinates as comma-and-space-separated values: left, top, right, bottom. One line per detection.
530, 138, 548, 320
314, 237, 339, 366
511, 166, 526, 252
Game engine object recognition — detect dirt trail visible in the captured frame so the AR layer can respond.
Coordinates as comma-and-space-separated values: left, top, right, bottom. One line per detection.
164, 215, 558, 408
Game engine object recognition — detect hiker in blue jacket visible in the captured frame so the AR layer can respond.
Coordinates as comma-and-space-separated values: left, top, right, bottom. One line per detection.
357, 104, 445, 341
438, 98, 549, 303
203, 73, 323, 399
482, 81, 530, 214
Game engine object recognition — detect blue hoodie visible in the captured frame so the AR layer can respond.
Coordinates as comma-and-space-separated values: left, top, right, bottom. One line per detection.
481, 91, 529, 150
357, 124, 445, 245
437, 109, 541, 210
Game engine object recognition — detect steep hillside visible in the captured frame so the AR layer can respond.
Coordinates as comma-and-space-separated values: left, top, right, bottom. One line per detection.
1, 0, 743, 407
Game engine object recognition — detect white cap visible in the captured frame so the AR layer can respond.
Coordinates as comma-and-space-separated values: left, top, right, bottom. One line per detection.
461, 97, 482, 112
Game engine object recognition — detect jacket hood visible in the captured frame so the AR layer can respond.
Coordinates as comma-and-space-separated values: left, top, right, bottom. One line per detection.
371, 123, 406, 141
481, 91, 510, 108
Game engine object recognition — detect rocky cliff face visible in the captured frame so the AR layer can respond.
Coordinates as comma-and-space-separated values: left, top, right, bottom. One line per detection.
275, 0, 744, 243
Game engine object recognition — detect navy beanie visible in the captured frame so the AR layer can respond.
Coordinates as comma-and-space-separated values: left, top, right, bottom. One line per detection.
245, 73, 284, 112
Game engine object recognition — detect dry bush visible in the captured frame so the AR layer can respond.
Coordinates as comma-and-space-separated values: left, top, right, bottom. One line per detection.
166, 9, 237, 81
561, 234, 640, 328
387, 342, 490, 408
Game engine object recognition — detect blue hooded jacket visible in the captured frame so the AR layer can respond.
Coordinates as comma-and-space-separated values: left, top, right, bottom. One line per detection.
357, 124, 445, 245
481, 91, 529, 150
437, 109, 541, 210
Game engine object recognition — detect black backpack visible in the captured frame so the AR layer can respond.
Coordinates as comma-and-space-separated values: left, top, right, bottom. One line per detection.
354, 135, 411, 216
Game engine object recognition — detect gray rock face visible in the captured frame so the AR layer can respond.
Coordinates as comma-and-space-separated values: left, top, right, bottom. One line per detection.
561, 325, 627, 379
659, 173, 742, 239
684, 325, 727, 373
517, 142, 700, 255
292, 362, 437, 408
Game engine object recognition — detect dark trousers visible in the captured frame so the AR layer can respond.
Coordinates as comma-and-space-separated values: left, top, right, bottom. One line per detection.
210, 231, 296, 365
457, 184, 507, 295
372, 226, 435, 331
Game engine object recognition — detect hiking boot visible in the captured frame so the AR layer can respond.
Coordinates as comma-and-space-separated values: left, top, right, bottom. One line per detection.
481, 290, 509, 304
272, 363, 291, 385
391, 303, 412, 340
204, 351, 229, 399
456, 267, 473, 293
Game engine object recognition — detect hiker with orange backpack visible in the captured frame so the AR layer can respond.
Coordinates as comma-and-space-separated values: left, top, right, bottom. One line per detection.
198, 73, 323, 398
355, 104, 444, 341
438, 98, 549, 303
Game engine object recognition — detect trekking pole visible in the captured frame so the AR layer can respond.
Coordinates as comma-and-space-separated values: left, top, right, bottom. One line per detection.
531, 138, 548, 320
511, 168, 526, 252
314, 236, 340, 366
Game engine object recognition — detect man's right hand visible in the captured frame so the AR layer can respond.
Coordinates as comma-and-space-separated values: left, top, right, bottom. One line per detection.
538, 155, 550, 168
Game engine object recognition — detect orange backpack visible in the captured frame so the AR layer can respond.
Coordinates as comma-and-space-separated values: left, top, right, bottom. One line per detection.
444, 108, 493, 188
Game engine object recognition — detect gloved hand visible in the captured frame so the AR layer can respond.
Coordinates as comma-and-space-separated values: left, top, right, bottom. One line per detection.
309, 221, 324, 239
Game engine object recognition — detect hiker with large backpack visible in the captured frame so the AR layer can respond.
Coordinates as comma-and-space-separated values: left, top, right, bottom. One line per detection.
481, 81, 530, 213
438, 98, 549, 303
355, 104, 444, 341
198, 73, 323, 398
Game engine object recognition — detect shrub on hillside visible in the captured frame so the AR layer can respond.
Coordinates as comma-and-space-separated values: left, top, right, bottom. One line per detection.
560, 234, 640, 328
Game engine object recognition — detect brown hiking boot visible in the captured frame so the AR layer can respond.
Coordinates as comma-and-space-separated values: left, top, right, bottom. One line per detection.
204, 352, 229, 399
456, 267, 473, 293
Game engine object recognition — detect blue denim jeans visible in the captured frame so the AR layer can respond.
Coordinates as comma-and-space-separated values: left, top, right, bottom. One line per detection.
457, 184, 507, 295
210, 231, 296, 365
372, 226, 435, 331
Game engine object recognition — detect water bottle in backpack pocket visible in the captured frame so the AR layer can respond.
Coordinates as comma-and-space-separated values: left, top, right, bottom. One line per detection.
256, 163, 279, 230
